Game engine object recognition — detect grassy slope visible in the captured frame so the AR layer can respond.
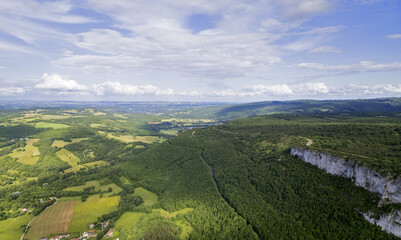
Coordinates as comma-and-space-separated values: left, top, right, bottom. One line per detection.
0, 215, 33, 240
55, 148, 80, 167
9, 139, 40, 165
65, 195, 120, 233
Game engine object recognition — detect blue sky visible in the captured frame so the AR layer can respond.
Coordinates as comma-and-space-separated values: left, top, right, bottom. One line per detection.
0, 0, 400, 102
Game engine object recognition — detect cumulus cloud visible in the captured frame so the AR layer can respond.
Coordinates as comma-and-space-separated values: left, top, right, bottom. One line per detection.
244, 84, 294, 95
298, 61, 401, 73
93, 81, 174, 96
386, 34, 401, 40
50, 0, 337, 78
309, 46, 341, 53
0, 87, 26, 96
35, 73, 87, 91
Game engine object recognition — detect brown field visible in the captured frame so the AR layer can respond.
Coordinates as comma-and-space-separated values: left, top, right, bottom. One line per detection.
25, 201, 75, 239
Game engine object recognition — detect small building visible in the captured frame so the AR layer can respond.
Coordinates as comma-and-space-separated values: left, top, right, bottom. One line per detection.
89, 223, 95, 229
106, 229, 114, 237
21, 208, 28, 212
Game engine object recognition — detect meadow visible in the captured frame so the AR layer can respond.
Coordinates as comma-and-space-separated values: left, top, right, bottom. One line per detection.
62, 180, 122, 197
51, 138, 88, 148
34, 122, 70, 129
65, 195, 120, 233
9, 139, 40, 165
133, 187, 158, 207
0, 215, 33, 240
55, 148, 80, 167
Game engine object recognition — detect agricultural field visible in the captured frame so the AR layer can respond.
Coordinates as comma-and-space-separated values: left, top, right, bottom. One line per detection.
25, 201, 75, 239
51, 138, 88, 148
106, 133, 165, 144
34, 122, 70, 129
56, 149, 80, 167
62, 180, 122, 197
133, 187, 158, 207
65, 195, 120, 233
115, 212, 145, 231
0, 215, 33, 240
9, 139, 40, 165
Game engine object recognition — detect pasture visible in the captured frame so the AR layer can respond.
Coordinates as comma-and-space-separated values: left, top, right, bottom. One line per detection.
10, 139, 40, 165
0, 215, 33, 240
34, 122, 70, 129
115, 212, 145, 231
83, 160, 108, 168
51, 138, 88, 148
107, 133, 164, 144
66, 195, 120, 233
62, 180, 122, 196
133, 187, 158, 207
25, 201, 75, 239
56, 149, 80, 167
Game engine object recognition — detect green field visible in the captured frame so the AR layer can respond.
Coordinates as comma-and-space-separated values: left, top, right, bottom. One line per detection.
107, 133, 165, 144
9, 139, 40, 165
56, 148, 80, 167
0, 215, 33, 240
64, 165, 87, 173
62, 180, 122, 197
115, 211, 145, 231
25, 201, 75, 239
133, 187, 158, 207
152, 208, 193, 219
51, 138, 88, 148
160, 129, 180, 136
34, 122, 70, 129
66, 195, 120, 233
82, 160, 108, 168
115, 208, 193, 240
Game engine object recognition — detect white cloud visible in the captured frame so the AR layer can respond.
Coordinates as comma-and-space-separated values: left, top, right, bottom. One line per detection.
298, 61, 401, 72
0, 87, 25, 96
345, 84, 401, 95
309, 46, 341, 53
244, 84, 294, 95
299, 82, 329, 94
49, 0, 338, 78
386, 34, 401, 40
35, 73, 87, 91
93, 81, 174, 96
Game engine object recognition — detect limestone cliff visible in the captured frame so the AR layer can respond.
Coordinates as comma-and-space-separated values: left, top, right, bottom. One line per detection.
290, 148, 401, 203
290, 147, 401, 238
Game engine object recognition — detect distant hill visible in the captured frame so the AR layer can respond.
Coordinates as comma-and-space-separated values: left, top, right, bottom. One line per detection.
169, 98, 401, 120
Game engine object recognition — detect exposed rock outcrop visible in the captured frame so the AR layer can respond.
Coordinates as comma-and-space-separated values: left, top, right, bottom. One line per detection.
291, 147, 401, 238
290, 147, 401, 203
363, 211, 401, 238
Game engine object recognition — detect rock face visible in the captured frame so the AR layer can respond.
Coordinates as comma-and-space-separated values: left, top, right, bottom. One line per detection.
363, 211, 401, 238
290, 148, 401, 203
291, 147, 401, 237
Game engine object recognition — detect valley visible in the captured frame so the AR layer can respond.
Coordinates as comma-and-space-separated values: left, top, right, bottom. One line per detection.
0, 99, 400, 239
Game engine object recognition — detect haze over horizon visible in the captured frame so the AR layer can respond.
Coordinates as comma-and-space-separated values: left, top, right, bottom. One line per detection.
0, 0, 400, 102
